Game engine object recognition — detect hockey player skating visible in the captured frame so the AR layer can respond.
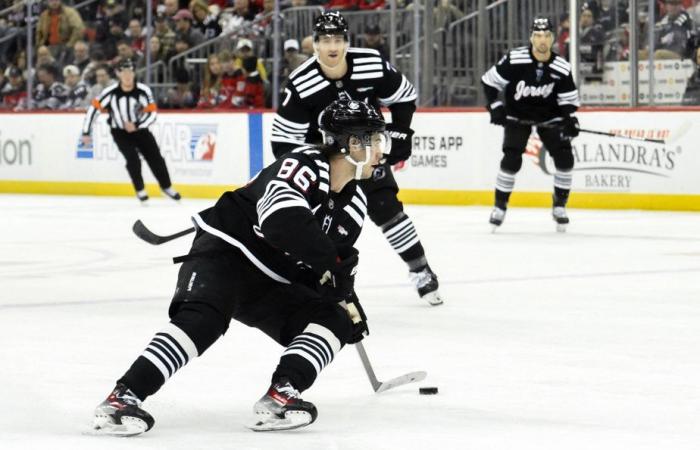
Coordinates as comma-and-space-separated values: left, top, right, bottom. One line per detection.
481, 16, 580, 232
81, 58, 181, 203
92, 99, 385, 435
271, 12, 442, 306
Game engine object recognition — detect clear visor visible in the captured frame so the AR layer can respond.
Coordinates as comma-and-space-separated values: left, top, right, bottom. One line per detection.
349, 131, 391, 156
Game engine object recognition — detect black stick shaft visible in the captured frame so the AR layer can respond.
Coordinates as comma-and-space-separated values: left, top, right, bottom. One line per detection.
505, 117, 665, 144
132, 220, 195, 245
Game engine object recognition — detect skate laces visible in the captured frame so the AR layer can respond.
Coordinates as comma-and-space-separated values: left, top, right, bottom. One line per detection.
409, 267, 434, 289
109, 385, 142, 408
268, 381, 301, 406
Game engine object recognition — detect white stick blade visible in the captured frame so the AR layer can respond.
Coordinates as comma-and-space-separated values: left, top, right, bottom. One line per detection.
375, 371, 427, 393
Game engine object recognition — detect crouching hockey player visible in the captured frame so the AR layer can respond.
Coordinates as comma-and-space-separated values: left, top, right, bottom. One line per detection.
481, 16, 581, 232
91, 99, 387, 435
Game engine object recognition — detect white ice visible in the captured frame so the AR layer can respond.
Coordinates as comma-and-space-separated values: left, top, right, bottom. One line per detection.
1, 194, 699, 450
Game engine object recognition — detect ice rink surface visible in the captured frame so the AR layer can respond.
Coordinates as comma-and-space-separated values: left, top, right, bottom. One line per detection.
1, 194, 699, 450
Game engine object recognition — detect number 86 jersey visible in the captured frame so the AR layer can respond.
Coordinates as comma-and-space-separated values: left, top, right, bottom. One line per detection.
193, 146, 366, 285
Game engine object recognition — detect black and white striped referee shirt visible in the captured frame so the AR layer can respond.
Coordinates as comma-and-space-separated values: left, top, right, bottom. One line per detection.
82, 82, 158, 135
271, 47, 417, 157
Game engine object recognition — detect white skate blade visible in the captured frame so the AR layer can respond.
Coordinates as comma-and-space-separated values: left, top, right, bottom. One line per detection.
247, 410, 313, 432
375, 370, 427, 393
87, 416, 148, 437
422, 290, 443, 306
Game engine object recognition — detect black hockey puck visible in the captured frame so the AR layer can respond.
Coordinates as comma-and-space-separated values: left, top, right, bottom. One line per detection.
419, 387, 438, 395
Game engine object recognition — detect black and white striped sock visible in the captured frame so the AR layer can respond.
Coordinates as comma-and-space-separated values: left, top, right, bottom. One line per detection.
118, 323, 199, 400
381, 212, 425, 265
275, 323, 342, 392
553, 169, 572, 206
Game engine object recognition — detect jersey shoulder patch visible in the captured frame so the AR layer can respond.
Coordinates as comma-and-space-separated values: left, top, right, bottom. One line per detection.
509, 46, 532, 64
550, 56, 572, 76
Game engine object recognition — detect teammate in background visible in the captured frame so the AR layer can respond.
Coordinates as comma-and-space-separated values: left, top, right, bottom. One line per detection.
271, 12, 442, 306
481, 16, 580, 232
81, 58, 180, 203
91, 99, 383, 435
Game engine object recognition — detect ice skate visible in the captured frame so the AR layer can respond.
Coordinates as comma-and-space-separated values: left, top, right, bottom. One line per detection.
409, 265, 443, 306
248, 379, 318, 432
162, 187, 182, 201
552, 206, 569, 233
92, 383, 154, 437
489, 207, 506, 232
136, 189, 149, 204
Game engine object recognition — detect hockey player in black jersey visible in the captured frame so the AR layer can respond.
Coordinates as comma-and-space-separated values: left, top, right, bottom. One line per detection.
271, 12, 442, 306
91, 99, 386, 435
482, 16, 581, 232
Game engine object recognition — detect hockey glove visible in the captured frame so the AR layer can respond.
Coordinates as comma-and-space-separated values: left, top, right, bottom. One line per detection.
385, 123, 415, 165
561, 115, 580, 139
343, 293, 369, 344
320, 246, 358, 302
487, 102, 507, 126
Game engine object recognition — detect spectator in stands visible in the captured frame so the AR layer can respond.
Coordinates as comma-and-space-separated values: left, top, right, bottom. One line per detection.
219, 49, 239, 97
164, 0, 180, 23
62, 64, 89, 109
605, 22, 631, 61
174, 35, 192, 56
82, 49, 107, 85
115, 40, 144, 69
596, 0, 629, 32
71, 40, 91, 76
101, 18, 128, 60
0, 64, 7, 98
127, 19, 147, 53
358, 0, 386, 10
36, 45, 57, 69
34, 63, 68, 109
653, 0, 694, 59
0, 15, 22, 66
689, 0, 700, 24
198, 53, 224, 108
0, 66, 27, 110
682, 46, 700, 103
579, 6, 605, 77
35, 0, 85, 64
162, 67, 198, 109
301, 35, 314, 56
233, 38, 268, 82
282, 39, 308, 77
325, 0, 359, 11
363, 24, 389, 59
556, 13, 570, 57
191, 0, 223, 40
174, 9, 205, 49
221, 0, 258, 35
239, 55, 265, 108
154, 14, 177, 59
148, 35, 172, 64
86, 64, 115, 102
433, 0, 464, 29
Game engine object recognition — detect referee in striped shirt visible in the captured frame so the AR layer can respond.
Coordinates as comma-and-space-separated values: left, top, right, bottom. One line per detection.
81, 58, 181, 202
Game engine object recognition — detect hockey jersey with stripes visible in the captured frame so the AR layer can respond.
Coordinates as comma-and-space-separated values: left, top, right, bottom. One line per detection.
193, 146, 367, 284
271, 47, 417, 157
481, 46, 580, 121
82, 82, 158, 135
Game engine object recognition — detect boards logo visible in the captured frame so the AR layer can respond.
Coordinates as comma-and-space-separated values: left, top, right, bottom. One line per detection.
0, 133, 32, 166
76, 123, 218, 162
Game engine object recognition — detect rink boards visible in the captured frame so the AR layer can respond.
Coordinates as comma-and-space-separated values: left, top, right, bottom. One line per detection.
0, 109, 698, 211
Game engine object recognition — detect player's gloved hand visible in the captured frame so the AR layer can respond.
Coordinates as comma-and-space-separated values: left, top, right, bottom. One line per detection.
320, 246, 358, 302
385, 123, 414, 165
343, 293, 369, 344
561, 115, 580, 139
487, 102, 507, 126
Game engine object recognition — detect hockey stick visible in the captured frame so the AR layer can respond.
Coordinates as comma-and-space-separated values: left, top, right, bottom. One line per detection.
505, 117, 666, 144
355, 341, 427, 393
132, 220, 195, 245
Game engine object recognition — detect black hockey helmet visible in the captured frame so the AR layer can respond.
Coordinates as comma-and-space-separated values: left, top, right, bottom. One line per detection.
313, 12, 349, 41
530, 16, 553, 34
319, 99, 386, 155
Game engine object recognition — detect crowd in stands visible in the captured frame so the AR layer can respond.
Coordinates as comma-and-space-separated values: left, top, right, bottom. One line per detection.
4, 0, 700, 109
0, 0, 403, 110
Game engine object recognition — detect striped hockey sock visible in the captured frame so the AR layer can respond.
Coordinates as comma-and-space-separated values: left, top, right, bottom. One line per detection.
553, 169, 573, 206
118, 323, 199, 400
381, 212, 426, 266
274, 323, 342, 392
495, 169, 516, 208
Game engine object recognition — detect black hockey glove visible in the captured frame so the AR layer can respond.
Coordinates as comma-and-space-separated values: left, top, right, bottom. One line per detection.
487, 102, 507, 126
343, 293, 369, 344
385, 123, 415, 165
561, 115, 580, 139
320, 246, 358, 302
